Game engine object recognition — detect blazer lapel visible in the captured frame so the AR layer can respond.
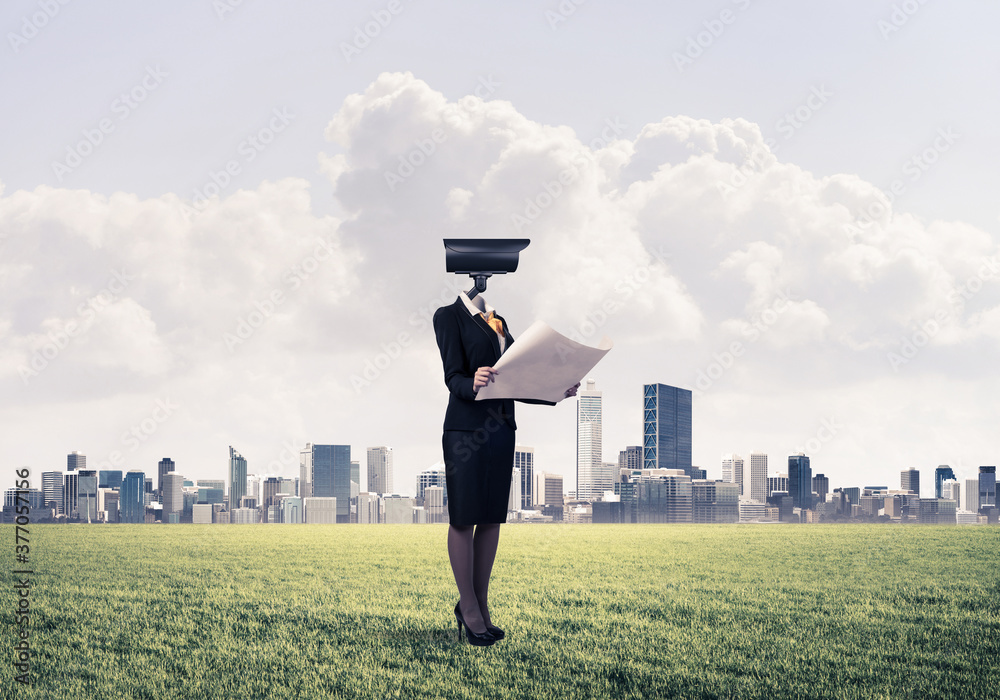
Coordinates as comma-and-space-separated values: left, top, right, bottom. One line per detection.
460, 297, 502, 360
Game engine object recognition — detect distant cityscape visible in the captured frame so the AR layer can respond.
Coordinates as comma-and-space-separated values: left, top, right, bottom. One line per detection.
5, 382, 998, 526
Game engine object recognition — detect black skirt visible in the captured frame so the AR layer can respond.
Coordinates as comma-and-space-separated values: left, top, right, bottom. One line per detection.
442, 423, 515, 526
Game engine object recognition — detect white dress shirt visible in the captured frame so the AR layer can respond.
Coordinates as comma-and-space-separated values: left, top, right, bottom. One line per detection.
459, 293, 506, 353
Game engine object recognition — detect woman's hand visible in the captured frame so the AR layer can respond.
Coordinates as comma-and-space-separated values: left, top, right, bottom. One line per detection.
472, 366, 499, 393
564, 381, 581, 398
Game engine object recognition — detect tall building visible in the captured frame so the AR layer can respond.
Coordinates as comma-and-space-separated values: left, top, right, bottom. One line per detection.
934, 466, 956, 499
533, 471, 564, 507
77, 470, 99, 522
312, 445, 352, 522
900, 468, 919, 496
228, 448, 247, 510
642, 383, 692, 476
618, 446, 642, 470
747, 452, 767, 503
299, 445, 313, 500
367, 447, 394, 495
162, 472, 184, 521
42, 471, 64, 515
63, 472, 79, 518
416, 465, 448, 505
963, 478, 980, 513
788, 454, 812, 509
942, 479, 961, 507
158, 458, 175, 499
67, 451, 85, 472
262, 477, 281, 510
576, 379, 603, 500
812, 473, 830, 504
721, 454, 744, 496
509, 467, 521, 513
120, 471, 146, 524
767, 472, 788, 498
979, 466, 997, 511
515, 447, 534, 510
350, 460, 360, 491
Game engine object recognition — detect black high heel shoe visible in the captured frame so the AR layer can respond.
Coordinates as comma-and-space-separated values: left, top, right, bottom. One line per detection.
485, 623, 505, 640
454, 602, 495, 646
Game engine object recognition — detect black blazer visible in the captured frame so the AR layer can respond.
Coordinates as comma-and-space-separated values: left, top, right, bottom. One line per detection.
433, 296, 555, 432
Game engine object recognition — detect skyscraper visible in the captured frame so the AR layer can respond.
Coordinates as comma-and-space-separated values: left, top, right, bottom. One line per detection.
228, 448, 247, 510
42, 471, 64, 515
367, 447, 394, 495
63, 472, 79, 518
416, 464, 447, 505
979, 466, 997, 512
901, 468, 920, 496
163, 472, 184, 522
67, 451, 85, 472
788, 454, 812, 509
747, 452, 767, 503
964, 478, 980, 513
576, 379, 603, 500
934, 465, 956, 499
642, 383, 692, 476
721, 454, 744, 496
99, 470, 123, 489
515, 446, 534, 510
812, 473, 830, 504
618, 446, 642, 471
313, 445, 352, 522
158, 458, 175, 499
299, 445, 313, 499
121, 470, 146, 524
77, 470, 99, 522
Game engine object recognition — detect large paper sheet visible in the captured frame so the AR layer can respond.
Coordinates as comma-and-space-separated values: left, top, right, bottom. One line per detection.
475, 320, 613, 403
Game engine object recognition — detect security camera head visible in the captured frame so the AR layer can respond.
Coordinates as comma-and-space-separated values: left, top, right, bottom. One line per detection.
443, 238, 530, 297
443, 238, 530, 274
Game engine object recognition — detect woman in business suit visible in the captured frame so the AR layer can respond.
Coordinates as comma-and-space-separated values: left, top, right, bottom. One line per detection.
433, 291, 579, 646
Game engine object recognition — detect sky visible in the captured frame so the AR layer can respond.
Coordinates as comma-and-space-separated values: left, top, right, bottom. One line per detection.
2, 0, 998, 500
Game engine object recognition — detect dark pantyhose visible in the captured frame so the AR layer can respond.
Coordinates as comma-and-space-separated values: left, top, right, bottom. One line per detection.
448, 523, 502, 634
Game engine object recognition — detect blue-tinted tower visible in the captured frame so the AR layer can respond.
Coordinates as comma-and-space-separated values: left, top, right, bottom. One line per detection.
121, 470, 146, 523
642, 384, 692, 476
934, 465, 956, 499
788, 454, 812, 509
312, 445, 352, 523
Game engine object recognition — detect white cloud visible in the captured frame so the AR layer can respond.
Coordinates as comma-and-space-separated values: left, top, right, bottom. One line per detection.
2, 71, 998, 492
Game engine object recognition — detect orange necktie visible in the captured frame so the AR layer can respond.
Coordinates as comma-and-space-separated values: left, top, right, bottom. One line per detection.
480, 311, 504, 336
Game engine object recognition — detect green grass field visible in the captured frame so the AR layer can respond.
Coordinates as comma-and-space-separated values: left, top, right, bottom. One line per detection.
3, 524, 998, 699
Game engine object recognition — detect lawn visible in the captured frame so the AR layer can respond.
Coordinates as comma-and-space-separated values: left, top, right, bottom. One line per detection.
3, 523, 998, 699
